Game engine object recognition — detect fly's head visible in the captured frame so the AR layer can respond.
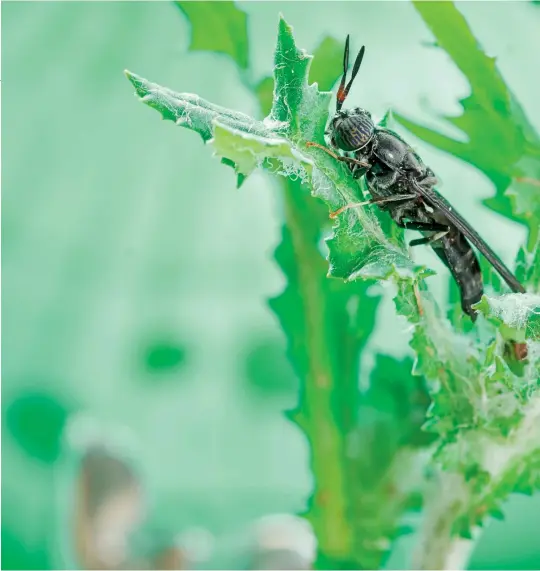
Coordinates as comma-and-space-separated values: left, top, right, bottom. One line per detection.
328, 107, 375, 152
327, 35, 374, 152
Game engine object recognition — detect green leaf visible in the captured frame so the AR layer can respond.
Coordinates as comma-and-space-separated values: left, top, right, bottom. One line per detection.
397, 292, 480, 441
255, 76, 274, 118
256, 34, 344, 120
211, 121, 312, 179
260, 35, 433, 569
516, 237, 540, 292
254, 41, 374, 561
394, 1, 540, 243
6, 392, 70, 463
124, 70, 267, 142
450, 405, 540, 536
329, 354, 434, 568
126, 10, 540, 567
270, 17, 331, 143
475, 293, 540, 341
268, 18, 433, 287
269, 174, 369, 565
270, 186, 433, 567
506, 156, 540, 247
308, 36, 343, 92
125, 71, 307, 184
175, 1, 249, 70
125, 22, 432, 289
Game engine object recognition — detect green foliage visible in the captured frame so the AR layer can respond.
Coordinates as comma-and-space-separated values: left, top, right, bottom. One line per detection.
516, 237, 540, 292
5, 392, 70, 463
126, 3, 540, 569
124, 71, 266, 142
308, 37, 343, 92
395, 1, 540, 248
257, 34, 430, 569
212, 122, 312, 179
1, 527, 51, 571
267, 172, 432, 567
144, 341, 186, 373
475, 293, 540, 342
242, 336, 298, 398
175, 1, 249, 69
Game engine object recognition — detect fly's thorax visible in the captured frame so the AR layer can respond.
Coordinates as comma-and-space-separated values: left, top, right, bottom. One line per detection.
329, 108, 375, 152
365, 170, 395, 200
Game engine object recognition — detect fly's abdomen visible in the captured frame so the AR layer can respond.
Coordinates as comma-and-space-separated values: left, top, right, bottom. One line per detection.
435, 230, 483, 320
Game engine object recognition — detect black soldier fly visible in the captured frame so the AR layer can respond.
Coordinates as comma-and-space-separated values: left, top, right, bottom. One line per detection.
307, 35, 526, 321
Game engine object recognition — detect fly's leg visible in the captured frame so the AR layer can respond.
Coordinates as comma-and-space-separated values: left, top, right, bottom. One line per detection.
394, 219, 449, 247
409, 229, 450, 247
329, 194, 417, 219
305, 141, 372, 169
395, 219, 448, 233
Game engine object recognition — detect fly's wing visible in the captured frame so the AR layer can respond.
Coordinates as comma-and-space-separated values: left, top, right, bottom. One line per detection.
412, 180, 526, 294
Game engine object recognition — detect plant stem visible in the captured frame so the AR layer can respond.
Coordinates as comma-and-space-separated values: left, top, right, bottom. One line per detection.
280, 181, 353, 562
413, 396, 540, 569
411, 473, 476, 570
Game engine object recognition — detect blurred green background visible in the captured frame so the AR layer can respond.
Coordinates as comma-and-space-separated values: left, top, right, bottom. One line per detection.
2, 2, 540, 569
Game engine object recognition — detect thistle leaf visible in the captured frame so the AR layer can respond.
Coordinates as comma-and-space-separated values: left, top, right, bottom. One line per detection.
175, 1, 249, 69
125, 11, 540, 560
124, 71, 266, 141
211, 121, 312, 179
394, 1, 540, 244
475, 293, 540, 341
125, 21, 431, 288
260, 35, 433, 568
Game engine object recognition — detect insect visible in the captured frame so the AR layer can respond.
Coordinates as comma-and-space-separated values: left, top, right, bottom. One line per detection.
307, 35, 526, 320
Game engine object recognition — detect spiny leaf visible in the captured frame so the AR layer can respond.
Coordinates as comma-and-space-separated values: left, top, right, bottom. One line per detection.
270, 17, 332, 145
256, 34, 344, 120
261, 36, 432, 569
124, 70, 267, 142
475, 293, 540, 341
398, 291, 479, 440
125, 71, 306, 183
445, 400, 540, 538
125, 22, 430, 288
262, 84, 379, 570
408, 298, 540, 541
506, 156, 540, 248
330, 355, 433, 568
211, 121, 312, 179
259, 44, 361, 562
268, 19, 434, 286
126, 8, 540, 564
269, 174, 365, 563
175, 1, 249, 70
516, 236, 540, 289
394, 1, 540, 243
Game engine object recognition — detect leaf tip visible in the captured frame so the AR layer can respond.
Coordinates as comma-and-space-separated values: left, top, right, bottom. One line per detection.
124, 69, 136, 84
277, 12, 292, 33
124, 70, 146, 97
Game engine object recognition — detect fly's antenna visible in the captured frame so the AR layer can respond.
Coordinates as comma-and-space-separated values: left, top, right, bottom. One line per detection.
336, 35, 365, 112
336, 35, 350, 111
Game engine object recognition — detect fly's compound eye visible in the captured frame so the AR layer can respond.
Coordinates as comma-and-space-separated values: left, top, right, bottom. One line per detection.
334, 112, 374, 151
